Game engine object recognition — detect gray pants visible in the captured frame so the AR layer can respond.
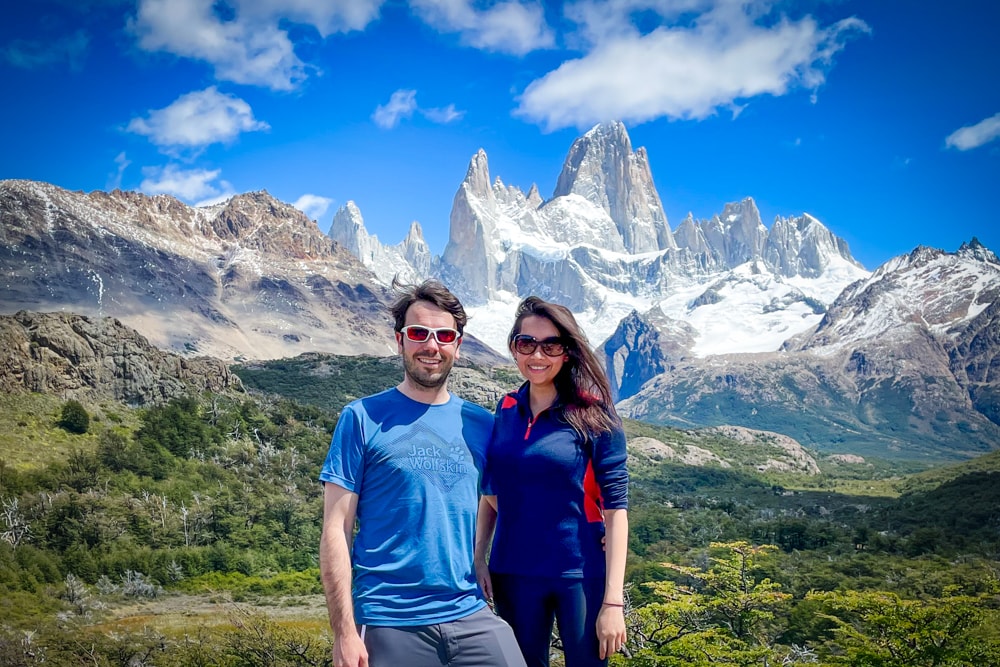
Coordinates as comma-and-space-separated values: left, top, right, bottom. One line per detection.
361, 606, 527, 667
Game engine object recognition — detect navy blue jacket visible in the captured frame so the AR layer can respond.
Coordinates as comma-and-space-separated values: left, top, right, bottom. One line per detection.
485, 383, 629, 579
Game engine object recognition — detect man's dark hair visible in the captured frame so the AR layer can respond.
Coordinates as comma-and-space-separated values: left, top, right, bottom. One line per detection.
389, 277, 468, 334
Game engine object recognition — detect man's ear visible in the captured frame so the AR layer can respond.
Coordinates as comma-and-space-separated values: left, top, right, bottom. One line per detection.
395, 331, 403, 354
454, 336, 462, 360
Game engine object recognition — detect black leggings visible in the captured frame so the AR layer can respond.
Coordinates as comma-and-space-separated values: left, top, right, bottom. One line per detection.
490, 572, 607, 667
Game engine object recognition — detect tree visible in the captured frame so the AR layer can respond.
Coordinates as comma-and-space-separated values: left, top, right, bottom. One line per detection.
621, 541, 794, 666
1, 497, 32, 549
809, 586, 1000, 666
136, 396, 216, 459
57, 400, 89, 434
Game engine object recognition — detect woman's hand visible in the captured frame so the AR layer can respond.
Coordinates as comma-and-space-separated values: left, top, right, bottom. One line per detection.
474, 558, 493, 600
596, 603, 626, 659
474, 495, 498, 601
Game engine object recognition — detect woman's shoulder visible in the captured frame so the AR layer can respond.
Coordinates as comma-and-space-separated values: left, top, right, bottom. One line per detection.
495, 383, 529, 412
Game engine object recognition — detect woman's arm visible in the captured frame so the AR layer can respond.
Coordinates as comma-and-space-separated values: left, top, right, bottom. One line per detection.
474, 494, 498, 600
596, 508, 628, 659
591, 421, 630, 659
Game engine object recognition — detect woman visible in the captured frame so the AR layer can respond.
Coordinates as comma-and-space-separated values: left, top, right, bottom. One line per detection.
476, 296, 629, 667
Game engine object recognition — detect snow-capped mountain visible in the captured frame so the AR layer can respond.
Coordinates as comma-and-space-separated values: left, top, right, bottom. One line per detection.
552, 121, 675, 253
325, 121, 998, 460
0, 180, 396, 360
2, 120, 996, 461
328, 201, 430, 285
794, 240, 998, 355
0, 179, 515, 365
616, 240, 1000, 459
336, 121, 868, 360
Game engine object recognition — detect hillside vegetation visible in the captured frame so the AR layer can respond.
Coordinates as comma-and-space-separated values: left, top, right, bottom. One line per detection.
1, 354, 998, 665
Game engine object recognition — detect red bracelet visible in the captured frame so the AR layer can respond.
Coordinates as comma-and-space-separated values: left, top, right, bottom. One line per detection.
602, 602, 625, 607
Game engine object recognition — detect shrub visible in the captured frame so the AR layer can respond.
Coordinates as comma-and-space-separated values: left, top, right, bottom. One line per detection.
57, 400, 89, 434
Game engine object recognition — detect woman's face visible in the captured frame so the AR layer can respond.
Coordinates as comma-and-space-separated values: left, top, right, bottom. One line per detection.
511, 315, 568, 389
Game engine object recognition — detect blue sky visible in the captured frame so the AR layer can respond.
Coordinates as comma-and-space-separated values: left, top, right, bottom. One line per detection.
2, 0, 998, 271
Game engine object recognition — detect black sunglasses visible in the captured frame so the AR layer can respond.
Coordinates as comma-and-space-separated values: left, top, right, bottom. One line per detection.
512, 334, 567, 357
399, 325, 461, 345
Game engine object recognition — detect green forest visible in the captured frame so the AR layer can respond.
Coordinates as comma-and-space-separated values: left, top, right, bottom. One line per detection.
1, 354, 998, 666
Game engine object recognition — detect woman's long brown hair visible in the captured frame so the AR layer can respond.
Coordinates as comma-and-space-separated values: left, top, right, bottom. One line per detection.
508, 296, 621, 438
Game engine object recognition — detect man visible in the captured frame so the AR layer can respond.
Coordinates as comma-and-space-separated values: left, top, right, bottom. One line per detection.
319, 279, 527, 667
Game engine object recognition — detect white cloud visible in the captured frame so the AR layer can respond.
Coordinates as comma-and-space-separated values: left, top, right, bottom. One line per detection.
235, 0, 383, 36
128, 0, 553, 92
107, 152, 131, 190
516, 0, 871, 130
139, 163, 233, 202
130, 0, 302, 90
422, 104, 464, 124
293, 194, 334, 220
945, 112, 1000, 151
129, 0, 382, 89
127, 87, 269, 151
373, 90, 464, 128
410, 0, 554, 55
373, 90, 418, 128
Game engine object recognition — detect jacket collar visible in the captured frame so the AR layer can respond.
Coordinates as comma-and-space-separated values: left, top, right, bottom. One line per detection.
507, 381, 566, 415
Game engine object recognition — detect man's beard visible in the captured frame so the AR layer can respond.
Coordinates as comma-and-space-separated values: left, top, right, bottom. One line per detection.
402, 352, 453, 389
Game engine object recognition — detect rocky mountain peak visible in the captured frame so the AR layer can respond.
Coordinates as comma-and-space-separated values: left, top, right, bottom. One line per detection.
552, 121, 674, 253
526, 183, 543, 208
91, 187, 202, 235
959, 237, 999, 264
796, 241, 1000, 357
327, 201, 427, 285
402, 220, 432, 277
404, 219, 424, 245
672, 213, 713, 258
464, 148, 493, 200
208, 190, 334, 259
439, 150, 501, 303
697, 197, 768, 266
765, 211, 861, 277
329, 200, 367, 256
603, 306, 697, 401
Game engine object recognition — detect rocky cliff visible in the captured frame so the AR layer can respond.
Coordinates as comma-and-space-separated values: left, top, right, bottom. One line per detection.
0, 311, 241, 405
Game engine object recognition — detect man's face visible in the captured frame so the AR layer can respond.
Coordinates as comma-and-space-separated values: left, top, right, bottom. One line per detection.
396, 301, 461, 390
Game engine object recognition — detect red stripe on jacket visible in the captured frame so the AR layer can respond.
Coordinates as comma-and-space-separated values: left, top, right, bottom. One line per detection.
583, 460, 604, 522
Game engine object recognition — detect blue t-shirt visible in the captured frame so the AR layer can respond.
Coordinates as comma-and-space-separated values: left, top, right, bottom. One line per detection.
319, 388, 492, 626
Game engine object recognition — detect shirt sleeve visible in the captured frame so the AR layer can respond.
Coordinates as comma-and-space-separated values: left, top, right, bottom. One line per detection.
592, 424, 629, 510
318, 403, 366, 492
481, 410, 502, 496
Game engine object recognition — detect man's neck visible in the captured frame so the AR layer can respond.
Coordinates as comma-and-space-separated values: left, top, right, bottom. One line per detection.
397, 379, 451, 405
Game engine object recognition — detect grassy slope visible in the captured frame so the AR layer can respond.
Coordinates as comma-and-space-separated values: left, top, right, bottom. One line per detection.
0, 393, 140, 471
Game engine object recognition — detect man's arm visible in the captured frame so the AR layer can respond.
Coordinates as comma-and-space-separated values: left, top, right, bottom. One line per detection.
474, 494, 498, 600
320, 481, 367, 667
